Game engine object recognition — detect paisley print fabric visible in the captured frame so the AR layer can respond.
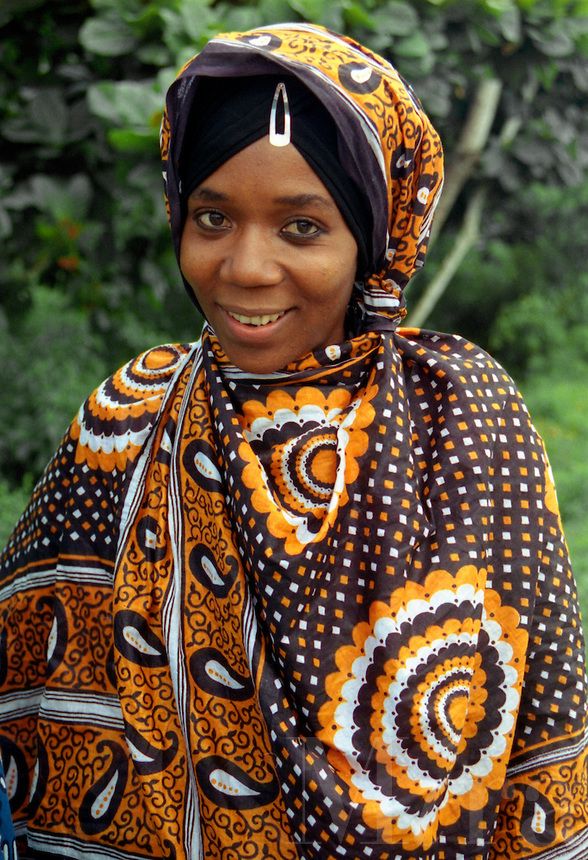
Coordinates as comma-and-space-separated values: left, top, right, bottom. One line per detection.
1, 332, 587, 859
1, 22, 587, 860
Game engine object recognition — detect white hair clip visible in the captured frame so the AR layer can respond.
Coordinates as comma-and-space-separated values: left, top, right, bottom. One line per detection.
269, 82, 291, 147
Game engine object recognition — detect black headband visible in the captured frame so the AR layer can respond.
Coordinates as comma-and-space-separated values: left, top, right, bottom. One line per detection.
180, 75, 372, 277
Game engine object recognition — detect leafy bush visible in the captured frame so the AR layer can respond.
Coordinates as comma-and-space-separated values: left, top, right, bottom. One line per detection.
0, 286, 110, 481
0, 478, 31, 549
423, 181, 588, 370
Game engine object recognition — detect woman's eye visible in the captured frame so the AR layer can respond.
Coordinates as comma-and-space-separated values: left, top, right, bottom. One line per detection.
196, 210, 229, 230
282, 219, 321, 238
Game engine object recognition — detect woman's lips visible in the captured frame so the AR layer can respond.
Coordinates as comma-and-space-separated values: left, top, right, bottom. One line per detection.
226, 309, 287, 327
219, 305, 293, 338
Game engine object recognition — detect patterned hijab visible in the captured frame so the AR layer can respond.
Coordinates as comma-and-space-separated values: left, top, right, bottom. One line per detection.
161, 22, 444, 328
2, 22, 586, 860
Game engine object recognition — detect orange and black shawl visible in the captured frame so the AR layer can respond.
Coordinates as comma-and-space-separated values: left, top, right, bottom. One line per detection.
1, 23, 587, 860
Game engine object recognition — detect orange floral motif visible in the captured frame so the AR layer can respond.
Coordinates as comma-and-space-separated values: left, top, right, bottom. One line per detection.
71, 345, 190, 471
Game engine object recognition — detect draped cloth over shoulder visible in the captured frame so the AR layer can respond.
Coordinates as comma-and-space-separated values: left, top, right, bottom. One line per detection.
1, 23, 587, 860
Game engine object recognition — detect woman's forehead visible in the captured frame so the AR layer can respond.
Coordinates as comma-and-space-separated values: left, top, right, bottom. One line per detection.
186, 136, 340, 212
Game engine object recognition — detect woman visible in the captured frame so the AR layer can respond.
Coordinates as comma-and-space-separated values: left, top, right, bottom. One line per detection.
1, 22, 586, 860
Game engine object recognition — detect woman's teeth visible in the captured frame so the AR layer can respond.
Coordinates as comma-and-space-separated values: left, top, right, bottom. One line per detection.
228, 310, 285, 327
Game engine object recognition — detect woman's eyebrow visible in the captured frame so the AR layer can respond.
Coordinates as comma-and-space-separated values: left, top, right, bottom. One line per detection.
190, 186, 228, 201
274, 193, 333, 209
189, 188, 334, 208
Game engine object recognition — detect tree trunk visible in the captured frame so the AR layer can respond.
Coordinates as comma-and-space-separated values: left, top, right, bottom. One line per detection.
406, 186, 486, 328
404, 77, 502, 327
429, 77, 502, 244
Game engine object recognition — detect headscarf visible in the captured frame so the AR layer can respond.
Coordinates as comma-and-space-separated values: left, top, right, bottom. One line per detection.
180, 73, 374, 277
161, 22, 444, 329
1, 23, 586, 860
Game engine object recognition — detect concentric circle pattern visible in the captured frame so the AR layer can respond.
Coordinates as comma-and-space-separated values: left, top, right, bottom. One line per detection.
73, 344, 190, 469
318, 566, 524, 850
238, 385, 376, 553
270, 428, 338, 516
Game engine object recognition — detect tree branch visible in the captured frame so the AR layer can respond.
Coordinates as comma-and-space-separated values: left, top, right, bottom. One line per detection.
404, 78, 502, 328
430, 77, 502, 244
406, 186, 486, 329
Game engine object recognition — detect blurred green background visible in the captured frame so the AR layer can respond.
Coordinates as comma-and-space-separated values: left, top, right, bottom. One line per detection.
1, 0, 587, 619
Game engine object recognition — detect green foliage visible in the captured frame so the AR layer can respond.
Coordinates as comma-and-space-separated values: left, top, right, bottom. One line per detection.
0, 287, 109, 481
0, 477, 31, 549
0, 282, 196, 483
491, 287, 588, 373
422, 181, 588, 371
0, 0, 200, 342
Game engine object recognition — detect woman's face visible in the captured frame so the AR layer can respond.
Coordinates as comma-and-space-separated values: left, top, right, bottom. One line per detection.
180, 136, 358, 373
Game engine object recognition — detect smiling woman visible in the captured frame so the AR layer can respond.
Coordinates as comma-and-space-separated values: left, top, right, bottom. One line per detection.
1, 21, 587, 860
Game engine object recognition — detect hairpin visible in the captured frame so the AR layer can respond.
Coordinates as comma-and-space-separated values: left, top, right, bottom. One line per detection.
269, 82, 291, 147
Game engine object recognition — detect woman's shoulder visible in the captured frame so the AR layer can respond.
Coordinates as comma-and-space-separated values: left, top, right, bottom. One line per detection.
396, 326, 506, 369
395, 327, 518, 398
71, 342, 195, 473
1, 344, 195, 573
394, 326, 533, 443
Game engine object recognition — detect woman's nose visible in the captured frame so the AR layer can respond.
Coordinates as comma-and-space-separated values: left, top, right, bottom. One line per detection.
219, 227, 282, 287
